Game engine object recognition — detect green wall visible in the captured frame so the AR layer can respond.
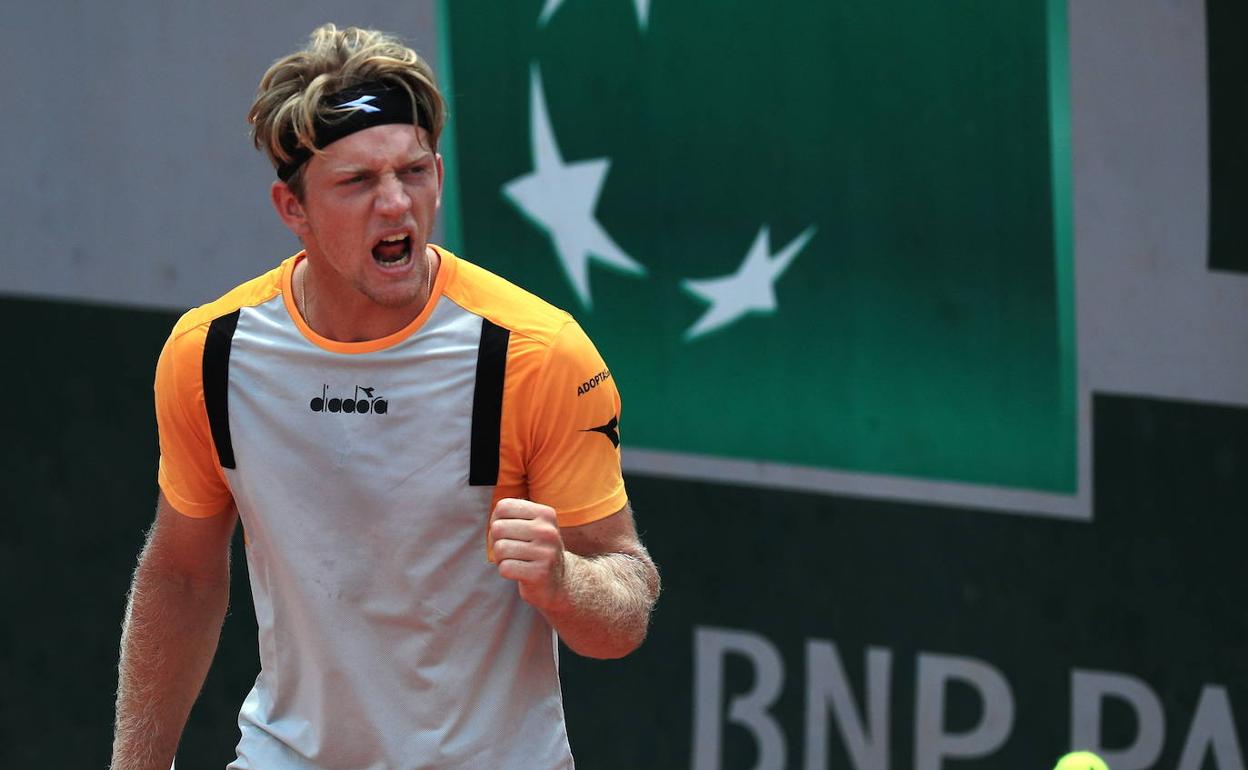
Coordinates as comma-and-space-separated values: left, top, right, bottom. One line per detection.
443, 0, 1077, 494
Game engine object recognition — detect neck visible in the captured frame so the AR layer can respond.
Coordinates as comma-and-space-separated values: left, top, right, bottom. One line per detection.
295, 248, 439, 343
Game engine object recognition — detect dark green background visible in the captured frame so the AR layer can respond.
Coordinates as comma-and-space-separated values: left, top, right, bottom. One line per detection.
1207, 0, 1248, 274
443, 0, 1076, 494
3, 295, 1245, 767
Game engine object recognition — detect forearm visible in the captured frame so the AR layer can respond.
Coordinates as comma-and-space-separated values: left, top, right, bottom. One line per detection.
111, 564, 229, 770
542, 550, 660, 659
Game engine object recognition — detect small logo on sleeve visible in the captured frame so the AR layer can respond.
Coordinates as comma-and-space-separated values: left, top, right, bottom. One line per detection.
310, 384, 389, 415
581, 415, 620, 448
577, 369, 612, 396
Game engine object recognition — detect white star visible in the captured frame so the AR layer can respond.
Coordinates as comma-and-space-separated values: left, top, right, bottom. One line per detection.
539, 0, 651, 29
634, 0, 651, 28
502, 65, 647, 309
681, 225, 817, 341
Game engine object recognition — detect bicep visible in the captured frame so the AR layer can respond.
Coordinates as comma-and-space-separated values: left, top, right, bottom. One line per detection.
138, 492, 238, 584
520, 323, 626, 525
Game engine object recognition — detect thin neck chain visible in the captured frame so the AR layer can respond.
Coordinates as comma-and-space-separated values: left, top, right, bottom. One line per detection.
421, 247, 434, 305
299, 260, 308, 319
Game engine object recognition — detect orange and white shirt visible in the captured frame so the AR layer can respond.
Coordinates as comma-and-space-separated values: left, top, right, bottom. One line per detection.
155, 247, 626, 769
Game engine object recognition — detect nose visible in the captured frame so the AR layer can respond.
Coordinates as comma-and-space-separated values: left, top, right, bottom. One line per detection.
374, 172, 410, 216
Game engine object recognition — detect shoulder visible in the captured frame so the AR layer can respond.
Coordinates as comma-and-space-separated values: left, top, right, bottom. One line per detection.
157, 258, 289, 395
169, 260, 288, 341
439, 248, 575, 349
161, 259, 288, 365
438, 247, 615, 409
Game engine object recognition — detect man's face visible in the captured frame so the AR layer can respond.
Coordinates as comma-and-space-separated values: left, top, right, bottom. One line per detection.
277, 123, 444, 309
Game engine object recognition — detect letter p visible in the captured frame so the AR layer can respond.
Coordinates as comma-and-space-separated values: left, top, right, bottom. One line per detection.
914, 652, 1015, 770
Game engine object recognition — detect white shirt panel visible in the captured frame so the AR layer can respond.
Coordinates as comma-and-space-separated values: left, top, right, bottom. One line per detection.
220, 293, 573, 770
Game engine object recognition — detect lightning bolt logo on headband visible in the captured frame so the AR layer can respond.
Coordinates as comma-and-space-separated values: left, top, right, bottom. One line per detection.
335, 95, 381, 113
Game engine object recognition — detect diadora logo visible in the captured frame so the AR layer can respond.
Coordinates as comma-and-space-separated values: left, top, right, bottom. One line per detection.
309, 385, 389, 415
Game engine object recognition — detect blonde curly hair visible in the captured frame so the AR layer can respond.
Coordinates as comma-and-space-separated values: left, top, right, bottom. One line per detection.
248, 23, 446, 196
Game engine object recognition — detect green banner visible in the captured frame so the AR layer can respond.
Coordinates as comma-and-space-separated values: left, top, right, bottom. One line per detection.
441, 0, 1075, 493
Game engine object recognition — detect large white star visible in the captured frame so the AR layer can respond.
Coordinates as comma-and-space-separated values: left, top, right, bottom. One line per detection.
502, 65, 647, 309
681, 225, 817, 341
539, 0, 651, 29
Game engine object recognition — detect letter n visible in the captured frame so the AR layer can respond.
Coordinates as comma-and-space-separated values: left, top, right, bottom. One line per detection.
804, 639, 891, 770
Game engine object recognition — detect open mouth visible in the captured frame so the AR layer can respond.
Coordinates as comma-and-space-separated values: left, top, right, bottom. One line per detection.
372, 233, 412, 267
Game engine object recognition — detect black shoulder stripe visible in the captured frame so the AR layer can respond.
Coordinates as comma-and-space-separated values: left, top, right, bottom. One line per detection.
469, 318, 510, 486
202, 310, 240, 470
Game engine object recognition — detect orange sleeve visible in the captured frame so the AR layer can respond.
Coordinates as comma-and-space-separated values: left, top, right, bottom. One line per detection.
154, 326, 233, 518
520, 321, 628, 527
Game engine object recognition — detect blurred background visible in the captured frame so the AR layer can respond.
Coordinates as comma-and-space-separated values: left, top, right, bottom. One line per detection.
1, 0, 1245, 767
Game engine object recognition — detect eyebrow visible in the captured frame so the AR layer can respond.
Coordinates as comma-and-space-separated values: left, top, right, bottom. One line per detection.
328, 152, 434, 177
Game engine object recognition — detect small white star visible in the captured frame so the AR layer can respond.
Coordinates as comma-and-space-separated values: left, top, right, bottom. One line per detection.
681, 225, 817, 341
539, 0, 651, 29
502, 65, 647, 309
634, 0, 651, 27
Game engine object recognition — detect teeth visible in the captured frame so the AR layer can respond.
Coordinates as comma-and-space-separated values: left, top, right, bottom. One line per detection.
380, 233, 407, 243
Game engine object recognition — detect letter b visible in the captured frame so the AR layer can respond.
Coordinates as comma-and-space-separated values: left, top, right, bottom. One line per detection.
693, 626, 787, 770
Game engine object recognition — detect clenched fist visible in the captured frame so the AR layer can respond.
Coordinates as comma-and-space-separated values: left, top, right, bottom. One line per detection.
489, 498, 569, 611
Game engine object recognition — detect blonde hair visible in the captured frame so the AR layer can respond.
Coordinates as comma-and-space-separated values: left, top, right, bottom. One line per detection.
248, 24, 446, 194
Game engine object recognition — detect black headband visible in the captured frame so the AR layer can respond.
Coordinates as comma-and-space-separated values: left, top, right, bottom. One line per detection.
276, 82, 431, 182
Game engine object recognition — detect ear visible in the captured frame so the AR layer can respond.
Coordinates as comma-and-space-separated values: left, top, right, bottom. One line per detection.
270, 180, 310, 237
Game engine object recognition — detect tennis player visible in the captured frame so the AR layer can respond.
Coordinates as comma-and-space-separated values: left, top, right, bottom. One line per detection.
110, 23, 659, 770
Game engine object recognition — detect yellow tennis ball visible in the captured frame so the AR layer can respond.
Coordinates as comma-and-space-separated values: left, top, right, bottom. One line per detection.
1054, 750, 1109, 770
